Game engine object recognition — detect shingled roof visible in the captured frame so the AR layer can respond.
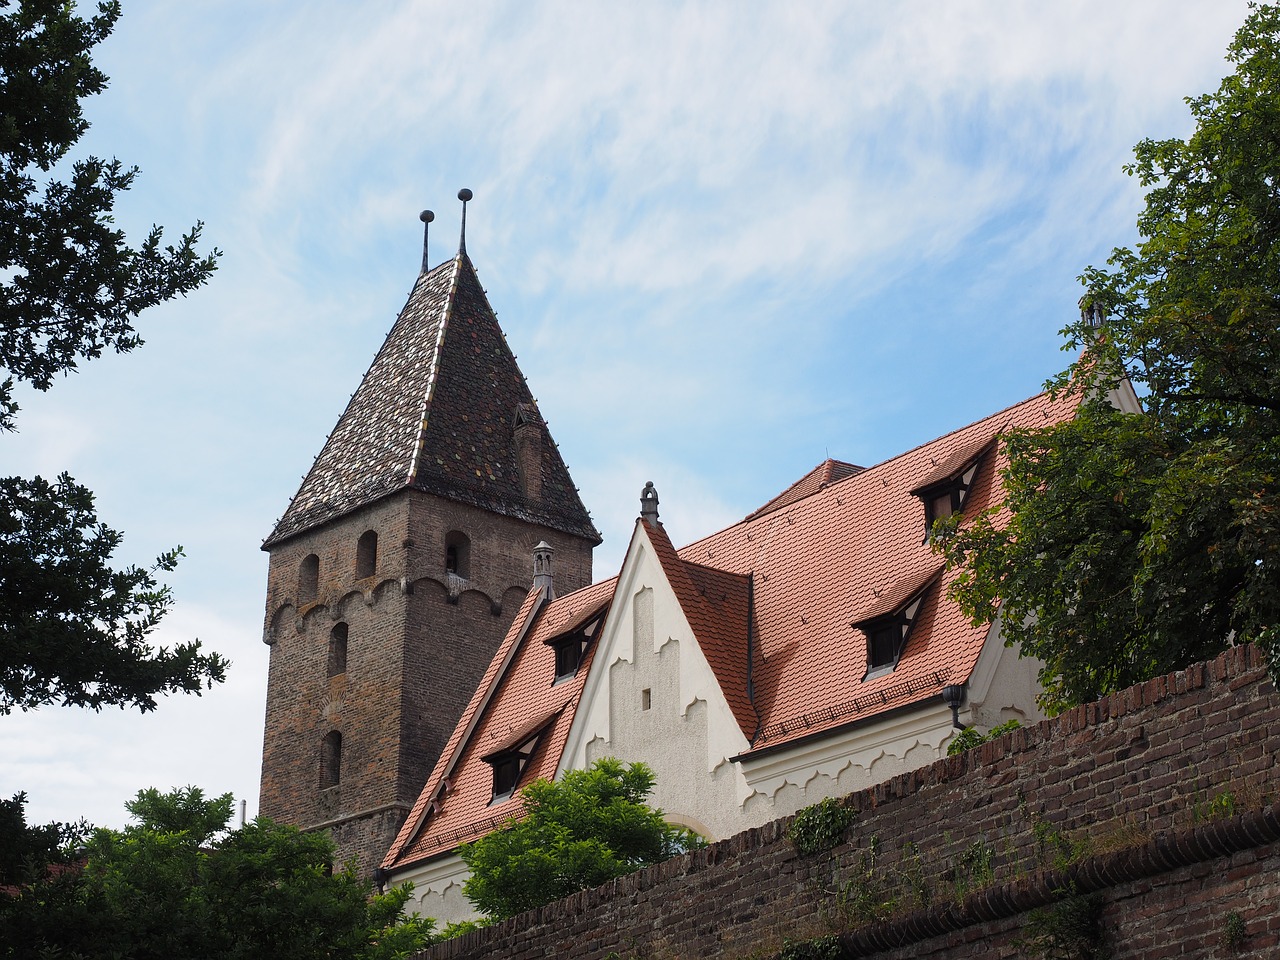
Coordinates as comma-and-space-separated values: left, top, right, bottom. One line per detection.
264, 253, 599, 548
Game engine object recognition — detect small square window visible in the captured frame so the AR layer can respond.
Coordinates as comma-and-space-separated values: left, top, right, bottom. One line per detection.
641, 688, 651, 711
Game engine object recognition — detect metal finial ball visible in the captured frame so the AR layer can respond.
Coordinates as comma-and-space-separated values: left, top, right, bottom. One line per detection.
458, 188, 473, 202
419, 210, 434, 223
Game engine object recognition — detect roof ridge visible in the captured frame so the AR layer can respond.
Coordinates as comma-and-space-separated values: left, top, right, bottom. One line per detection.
407, 254, 464, 483
677, 390, 1055, 558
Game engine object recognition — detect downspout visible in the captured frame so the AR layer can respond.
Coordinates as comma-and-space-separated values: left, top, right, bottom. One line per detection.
746, 573, 761, 742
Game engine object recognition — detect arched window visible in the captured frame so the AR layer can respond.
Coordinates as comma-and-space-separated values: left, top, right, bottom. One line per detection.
445, 530, 471, 579
328, 623, 348, 677
298, 554, 320, 603
320, 731, 342, 789
355, 530, 377, 579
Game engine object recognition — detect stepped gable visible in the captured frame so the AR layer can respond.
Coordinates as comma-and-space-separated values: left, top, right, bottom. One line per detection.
640, 518, 756, 740
264, 253, 599, 548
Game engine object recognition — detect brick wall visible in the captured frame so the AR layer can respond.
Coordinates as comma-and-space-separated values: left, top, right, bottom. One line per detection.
418, 645, 1280, 959
259, 489, 594, 877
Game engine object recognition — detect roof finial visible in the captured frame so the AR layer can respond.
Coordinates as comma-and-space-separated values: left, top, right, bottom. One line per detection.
457, 188, 473, 255
418, 209, 434, 274
640, 481, 659, 526
1079, 294, 1106, 329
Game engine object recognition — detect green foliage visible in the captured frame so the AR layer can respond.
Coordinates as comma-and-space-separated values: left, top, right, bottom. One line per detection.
0, 787, 435, 960
935, 5, 1280, 712
778, 935, 842, 960
0, 473, 228, 713
1222, 910, 1248, 950
946, 719, 1023, 757
0, 0, 220, 431
949, 839, 996, 901
1192, 789, 1238, 823
1017, 891, 1109, 960
787, 797, 857, 856
459, 758, 704, 920
0, 0, 224, 715
0, 792, 87, 887
1029, 816, 1091, 873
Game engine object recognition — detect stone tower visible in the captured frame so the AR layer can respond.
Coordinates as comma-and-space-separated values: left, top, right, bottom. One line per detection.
258, 200, 599, 875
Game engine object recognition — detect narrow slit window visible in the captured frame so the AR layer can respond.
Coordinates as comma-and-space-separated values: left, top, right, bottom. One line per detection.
320, 731, 342, 789
445, 531, 471, 579
328, 623, 348, 677
356, 530, 377, 578
298, 554, 320, 603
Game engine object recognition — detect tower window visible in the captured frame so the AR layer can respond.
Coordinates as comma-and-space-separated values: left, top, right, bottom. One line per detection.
328, 623, 348, 677
445, 530, 471, 579
298, 554, 320, 604
320, 731, 342, 789
356, 530, 378, 579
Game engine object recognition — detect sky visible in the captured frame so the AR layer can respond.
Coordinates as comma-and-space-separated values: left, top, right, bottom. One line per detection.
1, 0, 1254, 831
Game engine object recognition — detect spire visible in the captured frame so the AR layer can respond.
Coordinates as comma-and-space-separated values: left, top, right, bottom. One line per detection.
457, 188, 472, 255
264, 229, 600, 550
418, 210, 434, 275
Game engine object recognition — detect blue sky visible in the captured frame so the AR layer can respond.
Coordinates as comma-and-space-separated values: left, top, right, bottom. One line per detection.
2, 0, 1252, 829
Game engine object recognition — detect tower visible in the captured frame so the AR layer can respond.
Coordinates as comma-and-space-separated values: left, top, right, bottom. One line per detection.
258, 195, 599, 874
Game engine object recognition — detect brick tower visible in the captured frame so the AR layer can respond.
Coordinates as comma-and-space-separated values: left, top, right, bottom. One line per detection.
258, 196, 599, 875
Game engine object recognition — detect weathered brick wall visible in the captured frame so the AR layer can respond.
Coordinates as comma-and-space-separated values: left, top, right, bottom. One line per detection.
419, 645, 1280, 959
259, 489, 594, 877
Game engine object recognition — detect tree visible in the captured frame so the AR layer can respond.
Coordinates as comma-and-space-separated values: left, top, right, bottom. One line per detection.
0, 787, 436, 960
459, 758, 704, 920
936, 3, 1280, 712
0, 0, 224, 713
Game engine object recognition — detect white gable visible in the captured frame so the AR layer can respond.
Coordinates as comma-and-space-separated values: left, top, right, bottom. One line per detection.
558, 523, 753, 839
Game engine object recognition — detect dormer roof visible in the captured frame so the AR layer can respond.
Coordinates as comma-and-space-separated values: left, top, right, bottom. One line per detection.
263, 253, 599, 548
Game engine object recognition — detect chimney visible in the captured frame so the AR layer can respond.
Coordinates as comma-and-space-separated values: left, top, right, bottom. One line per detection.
532, 541, 554, 598
640, 481, 659, 526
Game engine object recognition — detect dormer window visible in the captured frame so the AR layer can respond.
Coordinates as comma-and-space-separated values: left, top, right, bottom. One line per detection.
853, 567, 941, 680
909, 438, 993, 539
544, 607, 608, 683
482, 726, 546, 802
860, 594, 926, 676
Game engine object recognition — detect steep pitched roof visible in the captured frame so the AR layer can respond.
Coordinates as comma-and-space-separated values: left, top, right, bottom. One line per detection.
384, 390, 1079, 870
383, 577, 616, 870
639, 519, 756, 740
264, 253, 599, 548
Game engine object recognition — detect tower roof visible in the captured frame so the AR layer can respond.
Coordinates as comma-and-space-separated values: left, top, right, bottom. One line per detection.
264, 252, 600, 548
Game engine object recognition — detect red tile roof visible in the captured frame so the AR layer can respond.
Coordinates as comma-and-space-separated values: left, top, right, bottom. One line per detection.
746, 458, 863, 520
384, 389, 1078, 872
383, 578, 616, 869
